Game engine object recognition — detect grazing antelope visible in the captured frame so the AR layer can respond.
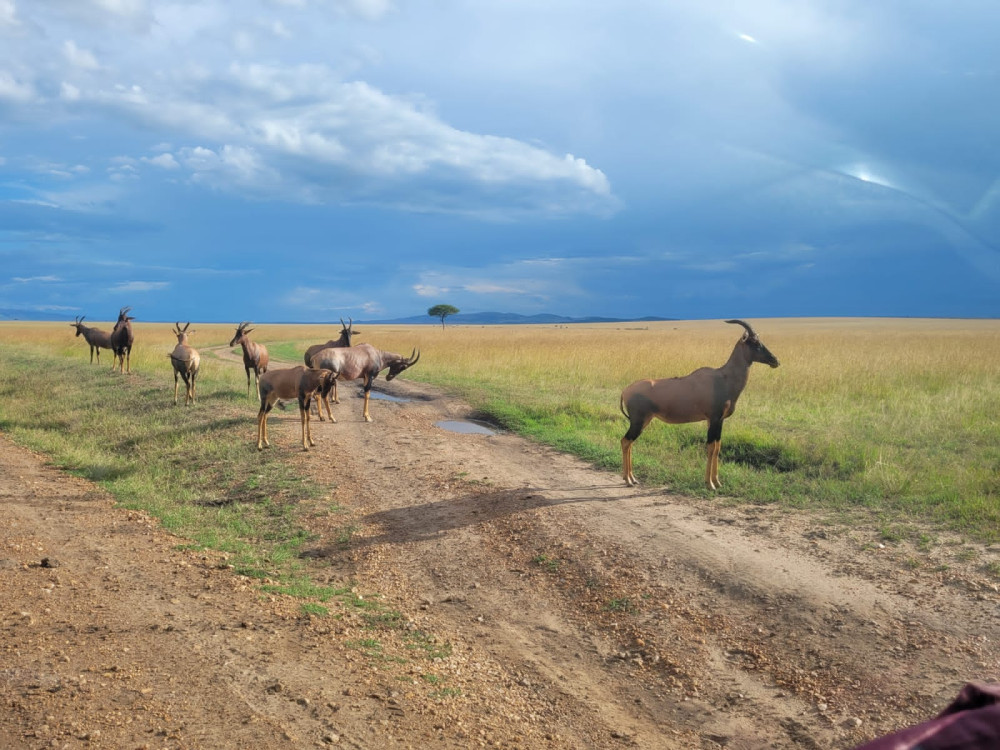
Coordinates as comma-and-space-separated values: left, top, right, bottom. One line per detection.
168, 322, 200, 406
256, 366, 336, 451
304, 317, 357, 409
309, 343, 420, 423
620, 320, 779, 490
70, 316, 113, 365
229, 321, 269, 399
110, 306, 135, 374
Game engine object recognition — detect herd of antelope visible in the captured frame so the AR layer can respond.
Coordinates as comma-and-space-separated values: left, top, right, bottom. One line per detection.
71, 312, 420, 453
73, 311, 779, 489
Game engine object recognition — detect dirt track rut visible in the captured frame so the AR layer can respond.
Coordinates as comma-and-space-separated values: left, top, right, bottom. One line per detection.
2, 356, 999, 748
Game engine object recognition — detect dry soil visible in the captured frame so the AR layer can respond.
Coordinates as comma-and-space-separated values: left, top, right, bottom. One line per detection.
2, 361, 999, 749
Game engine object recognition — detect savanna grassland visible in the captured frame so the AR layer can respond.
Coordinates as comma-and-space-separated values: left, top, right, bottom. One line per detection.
2, 317, 1000, 749
386, 317, 1000, 542
2, 317, 999, 548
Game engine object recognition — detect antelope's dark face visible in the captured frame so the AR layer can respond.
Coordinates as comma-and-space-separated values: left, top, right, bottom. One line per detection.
229, 326, 250, 347
385, 349, 420, 381
747, 336, 779, 368
338, 317, 357, 346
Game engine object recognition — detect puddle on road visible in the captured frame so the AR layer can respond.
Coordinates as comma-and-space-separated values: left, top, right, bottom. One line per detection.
434, 420, 497, 436
368, 391, 410, 403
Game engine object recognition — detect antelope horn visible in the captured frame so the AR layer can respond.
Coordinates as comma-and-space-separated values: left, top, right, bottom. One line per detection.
725, 319, 757, 338
408, 348, 420, 366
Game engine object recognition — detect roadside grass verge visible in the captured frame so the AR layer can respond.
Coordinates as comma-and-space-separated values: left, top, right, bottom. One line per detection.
4, 319, 999, 551
0, 338, 351, 611
0, 326, 457, 661
361, 318, 1000, 545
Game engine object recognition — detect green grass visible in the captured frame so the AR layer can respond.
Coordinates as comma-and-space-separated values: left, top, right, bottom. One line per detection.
391, 320, 1000, 544
3, 319, 999, 552
0, 342, 353, 607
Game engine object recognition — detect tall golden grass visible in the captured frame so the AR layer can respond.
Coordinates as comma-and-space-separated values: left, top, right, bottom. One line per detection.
3, 317, 999, 539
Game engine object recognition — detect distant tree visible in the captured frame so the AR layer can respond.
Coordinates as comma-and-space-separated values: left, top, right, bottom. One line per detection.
428, 304, 459, 329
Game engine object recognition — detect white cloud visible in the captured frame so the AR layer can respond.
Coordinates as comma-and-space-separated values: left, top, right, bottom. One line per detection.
63, 40, 100, 70
0, 0, 17, 26
60, 57, 612, 214
413, 284, 449, 298
0, 70, 35, 102
143, 152, 180, 169
464, 283, 531, 295
60, 82, 81, 100
13, 275, 62, 283
111, 281, 169, 292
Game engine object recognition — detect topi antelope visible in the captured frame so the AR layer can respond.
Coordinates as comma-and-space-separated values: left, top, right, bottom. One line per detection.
256, 366, 336, 451
70, 316, 113, 365
309, 343, 420, 423
620, 320, 779, 490
168, 322, 201, 406
304, 317, 357, 410
110, 306, 135, 374
230, 321, 269, 400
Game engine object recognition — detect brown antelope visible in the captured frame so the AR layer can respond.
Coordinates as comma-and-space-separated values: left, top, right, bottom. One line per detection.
70, 316, 113, 364
256, 366, 336, 451
168, 322, 200, 406
304, 317, 357, 410
309, 343, 420, 423
110, 306, 135, 374
229, 321, 269, 399
620, 320, 779, 490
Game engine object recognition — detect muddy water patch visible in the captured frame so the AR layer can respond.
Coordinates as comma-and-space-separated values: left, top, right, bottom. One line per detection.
368, 391, 410, 403
435, 420, 497, 436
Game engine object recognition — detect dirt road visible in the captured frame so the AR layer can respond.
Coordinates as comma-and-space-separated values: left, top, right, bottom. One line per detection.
2, 364, 998, 749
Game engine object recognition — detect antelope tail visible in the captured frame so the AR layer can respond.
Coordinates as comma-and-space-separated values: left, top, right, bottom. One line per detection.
620, 395, 630, 420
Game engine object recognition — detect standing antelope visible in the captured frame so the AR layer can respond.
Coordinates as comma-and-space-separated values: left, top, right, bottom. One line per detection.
620, 320, 779, 490
309, 343, 420, 423
256, 366, 336, 451
70, 316, 113, 365
304, 317, 357, 410
230, 321, 269, 400
168, 322, 201, 406
110, 306, 135, 374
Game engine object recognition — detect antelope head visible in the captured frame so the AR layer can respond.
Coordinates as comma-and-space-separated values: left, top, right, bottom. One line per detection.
726, 319, 779, 368
71, 315, 85, 335
339, 316, 358, 345
385, 348, 420, 381
173, 321, 194, 341
229, 321, 253, 347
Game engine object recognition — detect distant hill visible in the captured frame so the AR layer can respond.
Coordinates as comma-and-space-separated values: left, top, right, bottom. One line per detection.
0, 308, 69, 322
363, 312, 673, 325
0, 309, 673, 326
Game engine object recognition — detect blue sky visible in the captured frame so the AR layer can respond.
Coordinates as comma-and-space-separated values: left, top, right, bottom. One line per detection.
1, 1, 998, 323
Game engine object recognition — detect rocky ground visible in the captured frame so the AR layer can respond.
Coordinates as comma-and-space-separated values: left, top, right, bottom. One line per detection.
1, 366, 998, 749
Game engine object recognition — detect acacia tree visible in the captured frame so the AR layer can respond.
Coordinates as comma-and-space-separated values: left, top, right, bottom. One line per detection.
428, 304, 459, 329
